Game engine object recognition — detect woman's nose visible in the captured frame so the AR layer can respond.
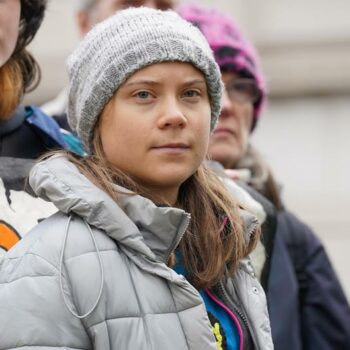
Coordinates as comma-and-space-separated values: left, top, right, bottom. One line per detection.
157, 98, 187, 129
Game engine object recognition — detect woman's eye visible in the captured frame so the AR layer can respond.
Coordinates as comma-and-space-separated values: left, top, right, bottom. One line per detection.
183, 90, 200, 98
135, 91, 152, 99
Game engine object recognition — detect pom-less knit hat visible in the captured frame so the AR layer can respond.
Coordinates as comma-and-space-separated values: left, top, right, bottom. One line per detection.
178, 5, 267, 131
67, 7, 223, 153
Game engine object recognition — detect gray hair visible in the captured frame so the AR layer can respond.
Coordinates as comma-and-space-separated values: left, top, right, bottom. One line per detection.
74, 0, 97, 11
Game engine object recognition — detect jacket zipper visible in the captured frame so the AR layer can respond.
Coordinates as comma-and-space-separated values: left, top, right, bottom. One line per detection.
214, 281, 255, 350
164, 212, 191, 263
205, 289, 244, 350
124, 212, 190, 350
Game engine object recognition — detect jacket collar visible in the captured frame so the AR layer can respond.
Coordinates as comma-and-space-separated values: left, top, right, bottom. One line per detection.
116, 188, 190, 262
0, 106, 26, 136
29, 155, 190, 263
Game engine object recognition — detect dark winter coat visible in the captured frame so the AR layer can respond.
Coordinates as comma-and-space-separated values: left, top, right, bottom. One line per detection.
209, 162, 350, 350
269, 210, 350, 350
241, 184, 350, 350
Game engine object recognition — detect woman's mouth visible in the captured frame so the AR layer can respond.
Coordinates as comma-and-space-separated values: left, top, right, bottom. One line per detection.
152, 143, 190, 154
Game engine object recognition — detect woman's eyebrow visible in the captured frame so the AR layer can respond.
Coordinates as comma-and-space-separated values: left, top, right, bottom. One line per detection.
124, 79, 161, 87
124, 78, 207, 88
182, 79, 207, 87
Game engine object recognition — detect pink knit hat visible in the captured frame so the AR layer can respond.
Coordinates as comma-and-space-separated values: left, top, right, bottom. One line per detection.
178, 4, 267, 131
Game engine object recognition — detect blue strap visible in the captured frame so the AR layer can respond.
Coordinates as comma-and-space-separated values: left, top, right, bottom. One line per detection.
25, 106, 85, 156
60, 129, 86, 156
25, 106, 67, 148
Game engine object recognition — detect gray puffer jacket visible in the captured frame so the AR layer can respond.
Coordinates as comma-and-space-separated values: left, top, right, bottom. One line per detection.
0, 156, 273, 350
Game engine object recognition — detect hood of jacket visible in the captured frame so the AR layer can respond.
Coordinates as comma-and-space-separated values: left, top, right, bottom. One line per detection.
29, 155, 258, 263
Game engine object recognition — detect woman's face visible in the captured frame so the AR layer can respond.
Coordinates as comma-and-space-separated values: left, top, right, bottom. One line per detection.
0, 0, 21, 67
208, 71, 254, 169
99, 62, 211, 204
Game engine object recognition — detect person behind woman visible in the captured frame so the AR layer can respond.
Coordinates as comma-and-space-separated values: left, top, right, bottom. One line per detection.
0, 8, 273, 350
0, 0, 83, 158
0, 0, 84, 253
179, 4, 350, 350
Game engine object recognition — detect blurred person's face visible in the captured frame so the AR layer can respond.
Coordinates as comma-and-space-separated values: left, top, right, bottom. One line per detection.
99, 62, 211, 205
0, 0, 21, 66
208, 72, 257, 169
77, 0, 176, 37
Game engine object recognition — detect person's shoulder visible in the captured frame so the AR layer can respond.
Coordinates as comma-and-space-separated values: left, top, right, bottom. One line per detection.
1, 212, 114, 283
2, 213, 71, 269
0, 212, 93, 348
278, 210, 318, 240
277, 209, 323, 258
239, 182, 277, 218
0, 213, 63, 285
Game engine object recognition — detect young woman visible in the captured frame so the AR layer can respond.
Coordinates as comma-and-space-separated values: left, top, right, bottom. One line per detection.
179, 4, 350, 350
0, 8, 273, 349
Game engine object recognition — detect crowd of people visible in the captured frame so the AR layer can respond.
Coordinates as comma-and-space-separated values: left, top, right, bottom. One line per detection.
0, 0, 349, 349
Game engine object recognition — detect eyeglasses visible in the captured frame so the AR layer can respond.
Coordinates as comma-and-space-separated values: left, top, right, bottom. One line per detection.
225, 79, 261, 104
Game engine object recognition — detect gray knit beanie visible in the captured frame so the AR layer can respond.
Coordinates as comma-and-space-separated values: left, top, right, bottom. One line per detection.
67, 7, 223, 152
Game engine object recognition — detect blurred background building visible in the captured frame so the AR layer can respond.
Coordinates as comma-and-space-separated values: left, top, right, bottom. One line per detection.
25, 0, 350, 298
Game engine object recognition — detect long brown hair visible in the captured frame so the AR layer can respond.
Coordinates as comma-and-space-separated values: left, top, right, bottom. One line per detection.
0, 0, 47, 118
53, 123, 259, 289
0, 59, 23, 118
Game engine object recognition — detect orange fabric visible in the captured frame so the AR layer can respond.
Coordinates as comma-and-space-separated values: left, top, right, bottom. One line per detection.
0, 222, 20, 251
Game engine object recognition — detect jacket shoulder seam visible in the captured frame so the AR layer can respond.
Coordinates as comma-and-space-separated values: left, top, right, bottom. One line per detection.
6, 251, 59, 271
87, 306, 202, 328
64, 248, 119, 263
0, 272, 57, 285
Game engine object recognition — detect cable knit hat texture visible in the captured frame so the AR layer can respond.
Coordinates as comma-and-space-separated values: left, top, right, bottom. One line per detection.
67, 7, 223, 152
178, 4, 267, 131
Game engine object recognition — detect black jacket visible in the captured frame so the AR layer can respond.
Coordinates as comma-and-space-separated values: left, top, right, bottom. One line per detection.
270, 210, 350, 350
0, 106, 67, 158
